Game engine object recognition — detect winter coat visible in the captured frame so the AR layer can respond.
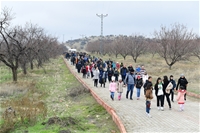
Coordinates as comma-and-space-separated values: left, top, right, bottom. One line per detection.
145, 89, 153, 101
170, 79, 176, 90
177, 90, 186, 104
142, 74, 148, 85
154, 83, 164, 96
163, 80, 170, 95
144, 80, 153, 90
124, 73, 135, 85
117, 81, 124, 93
93, 70, 99, 80
114, 70, 119, 77
176, 77, 188, 90
120, 67, 128, 76
77, 62, 82, 70
99, 69, 104, 84
109, 82, 117, 92
135, 78, 143, 89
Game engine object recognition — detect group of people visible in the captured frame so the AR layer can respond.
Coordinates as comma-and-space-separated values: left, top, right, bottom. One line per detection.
64, 51, 189, 118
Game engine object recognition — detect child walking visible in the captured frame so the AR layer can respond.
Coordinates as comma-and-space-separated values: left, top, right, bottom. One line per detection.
177, 86, 186, 111
109, 76, 117, 101
145, 84, 153, 118
117, 76, 124, 100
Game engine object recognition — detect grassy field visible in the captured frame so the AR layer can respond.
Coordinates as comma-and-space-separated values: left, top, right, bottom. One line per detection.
90, 53, 200, 95
0, 57, 120, 133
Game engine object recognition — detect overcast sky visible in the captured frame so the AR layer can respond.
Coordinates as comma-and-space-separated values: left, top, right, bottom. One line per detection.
0, 0, 199, 43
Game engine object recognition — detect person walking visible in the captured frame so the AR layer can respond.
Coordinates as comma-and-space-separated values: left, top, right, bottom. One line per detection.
93, 67, 100, 87
124, 68, 135, 100
143, 76, 153, 95
120, 65, 128, 82
154, 77, 164, 111
177, 86, 187, 111
176, 74, 188, 101
109, 76, 117, 101
107, 67, 114, 83
99, 68, 107, 88
135, 75, 143, 100
114, 69, 119, 82
145, 84, 153, 118
163, 76, 172, 110
169, 75, 176, 102
117, 76, 124, 100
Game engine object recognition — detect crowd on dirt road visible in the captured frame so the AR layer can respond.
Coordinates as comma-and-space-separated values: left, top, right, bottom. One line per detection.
64, 51, 189, 118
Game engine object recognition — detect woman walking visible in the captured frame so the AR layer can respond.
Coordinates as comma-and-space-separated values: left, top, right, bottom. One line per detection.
145, 84, 153, 118
135, 75, 143, 100
93, 67, 100, 87
154, 77, 164, 111
163, 76, 172, 110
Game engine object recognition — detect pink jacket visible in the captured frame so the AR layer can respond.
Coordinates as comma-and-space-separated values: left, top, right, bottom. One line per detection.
177, 90, 186, 104
109, 82, 117, 92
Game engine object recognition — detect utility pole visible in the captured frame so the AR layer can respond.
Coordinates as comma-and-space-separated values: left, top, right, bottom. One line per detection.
96, 14, 108, 55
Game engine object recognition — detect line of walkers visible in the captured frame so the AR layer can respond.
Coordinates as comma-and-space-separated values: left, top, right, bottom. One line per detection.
64, 51, 189, 117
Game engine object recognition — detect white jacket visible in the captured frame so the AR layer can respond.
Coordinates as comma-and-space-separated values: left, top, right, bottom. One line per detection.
93, 70, 99, 80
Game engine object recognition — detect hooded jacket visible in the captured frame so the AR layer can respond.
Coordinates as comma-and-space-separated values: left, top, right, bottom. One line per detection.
176, 77, 188, 90
177, 89, 186, 104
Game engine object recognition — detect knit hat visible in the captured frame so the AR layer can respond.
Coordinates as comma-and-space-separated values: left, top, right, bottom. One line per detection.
118, 76, 122, 81
111, 76, 115, 81
180, 74, 184, 77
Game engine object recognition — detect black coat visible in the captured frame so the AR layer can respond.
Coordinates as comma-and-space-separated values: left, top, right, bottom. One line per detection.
176, 77, 188, 90
135, 78, 143, 88
154, 83, 164, 96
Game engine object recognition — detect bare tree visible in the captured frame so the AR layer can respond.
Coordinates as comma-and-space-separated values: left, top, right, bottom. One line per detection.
117, 36, 129, 60
0, 25, 27, 81
154, 24, 196, 69
190, 36, 200, 60
0, 8, 64, 81
127, 35, 147, 63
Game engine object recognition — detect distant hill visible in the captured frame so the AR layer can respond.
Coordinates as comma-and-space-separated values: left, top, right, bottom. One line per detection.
64, 35, 117, 52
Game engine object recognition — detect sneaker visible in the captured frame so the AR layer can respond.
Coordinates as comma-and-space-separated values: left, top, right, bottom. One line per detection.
130, 98, 133, 100
137, 98, 139, 100
147, 113, 152, 118
161, 107, 164, 111
157, 107, 160, 111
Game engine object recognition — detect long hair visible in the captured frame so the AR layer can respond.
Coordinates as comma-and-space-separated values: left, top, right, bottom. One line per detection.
163, 75, 168, 84
155, 77, 161, 85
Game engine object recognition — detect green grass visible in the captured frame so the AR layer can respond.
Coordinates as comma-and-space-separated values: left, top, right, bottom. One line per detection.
0, 56, 120, 133
0, 66, 12, 84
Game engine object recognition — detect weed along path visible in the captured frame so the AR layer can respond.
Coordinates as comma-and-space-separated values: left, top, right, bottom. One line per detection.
0, 57, 120, 133
64, 58, 200, 133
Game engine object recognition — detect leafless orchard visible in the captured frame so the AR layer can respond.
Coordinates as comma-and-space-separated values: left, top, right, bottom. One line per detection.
0, 8, 67, 81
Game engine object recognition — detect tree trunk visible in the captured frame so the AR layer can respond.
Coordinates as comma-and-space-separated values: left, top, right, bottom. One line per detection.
23, 65, 27, 75
134, 58, 137, 63
169, 65, 172, 70
115, 54, 118, 58
11, 67, 17, 82
30, 61, 34, 70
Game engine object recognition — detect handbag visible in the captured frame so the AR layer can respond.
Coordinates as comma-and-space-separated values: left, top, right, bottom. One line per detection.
166, 82, 173, 94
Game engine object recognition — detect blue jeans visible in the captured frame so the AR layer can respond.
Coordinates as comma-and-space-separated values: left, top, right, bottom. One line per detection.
136, 88, 141, 98
110, 92, 115, 98
146, 101, 151, 113
126, 84, 134, 99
